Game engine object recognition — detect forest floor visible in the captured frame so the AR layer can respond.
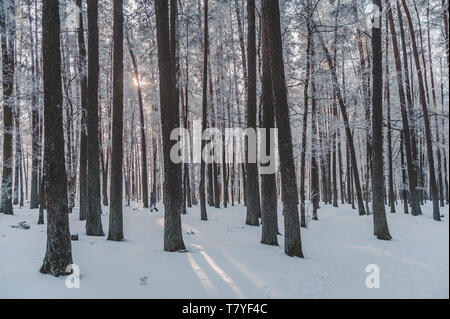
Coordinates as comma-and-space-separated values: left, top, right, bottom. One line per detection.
0, 201, 448, 298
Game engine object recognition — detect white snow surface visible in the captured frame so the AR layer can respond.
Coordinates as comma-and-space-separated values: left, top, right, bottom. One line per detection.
0, 202, 448, 298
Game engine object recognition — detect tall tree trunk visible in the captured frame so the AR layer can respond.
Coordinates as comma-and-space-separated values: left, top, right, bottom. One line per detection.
39, 0, 73, 276
0, 0, 14, 215
199, 0, 208, 221
310, 35, 320, 220
300, 10, 313, 228
265, 0, 303, 257
86, 0, 104, 235
260, 0, 278, 245
371, 0, 391, 240
77, 0, 88, 221
155, 0, 186, 251
28, 0, 39, 209
385, 18, 396, 214
108, 0, 124, 241
245, 0, 260, 226
400, 131, 409, 214
442, 0, 449, 69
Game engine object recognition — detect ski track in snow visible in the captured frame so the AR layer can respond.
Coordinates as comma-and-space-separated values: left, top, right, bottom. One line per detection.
0, 202, 448, 298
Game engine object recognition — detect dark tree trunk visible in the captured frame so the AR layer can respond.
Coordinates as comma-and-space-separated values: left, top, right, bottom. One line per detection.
442, 0, 449, 69
155, 0, 186, 251
260, 0, 278, 245
400, 131, 409, 214
39, 0, 73, 276
385, 19, 396, 214
86, 0, 104, 235
108, 0, 124, 241
310, 35, 320, 220
245, 0, 260, 226
38, 174, 45, 224
199, 0, 208, 221
28, 1, 39, 209
0, 0, 14, 215
77, 0, 88, 221
371, 0, 391, 240
265, 0, 303, 258
300, 10, 313, 228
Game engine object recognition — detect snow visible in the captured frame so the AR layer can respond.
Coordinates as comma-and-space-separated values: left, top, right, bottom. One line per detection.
0, 201, 448, 298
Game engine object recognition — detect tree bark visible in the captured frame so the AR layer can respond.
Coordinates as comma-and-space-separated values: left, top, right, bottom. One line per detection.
77, 0, 88, 221
245, 0, 260, 226
265, 0, 303, 257
199, 0, 208, 221
108, 0, 124, 241
155, 0, 186, 251
371, 0, 391, 240
40, 0, 73, 276
260, 0, 278, 245
86, 0, 104, 235
0, 0, 14, 215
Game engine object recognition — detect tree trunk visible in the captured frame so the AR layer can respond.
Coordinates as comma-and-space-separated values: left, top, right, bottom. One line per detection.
245, 0, 260, 226
0, 0, 14, 215
265, 0, 303, 257
300, 11, 313, 228
39, 0, 73, 276
155, 0, 186, 251
371, 0, 391, 240
199, 0, 208, 221
108, 0, 124, 241
260, 0, 278, 245
400, 131, 409, 214
310, 35, 320, 220
77, 0, 88, 221
86, 0, 104, 235
385, 18, 396, 214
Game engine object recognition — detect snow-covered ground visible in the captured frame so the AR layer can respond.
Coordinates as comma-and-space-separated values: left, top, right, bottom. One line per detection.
0, 201, 448, 298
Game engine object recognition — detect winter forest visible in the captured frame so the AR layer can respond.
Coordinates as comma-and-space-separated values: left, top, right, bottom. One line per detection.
0, 0, 448, 299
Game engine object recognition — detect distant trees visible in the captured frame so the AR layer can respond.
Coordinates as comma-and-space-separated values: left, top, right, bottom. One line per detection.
1, 0, 447, 275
